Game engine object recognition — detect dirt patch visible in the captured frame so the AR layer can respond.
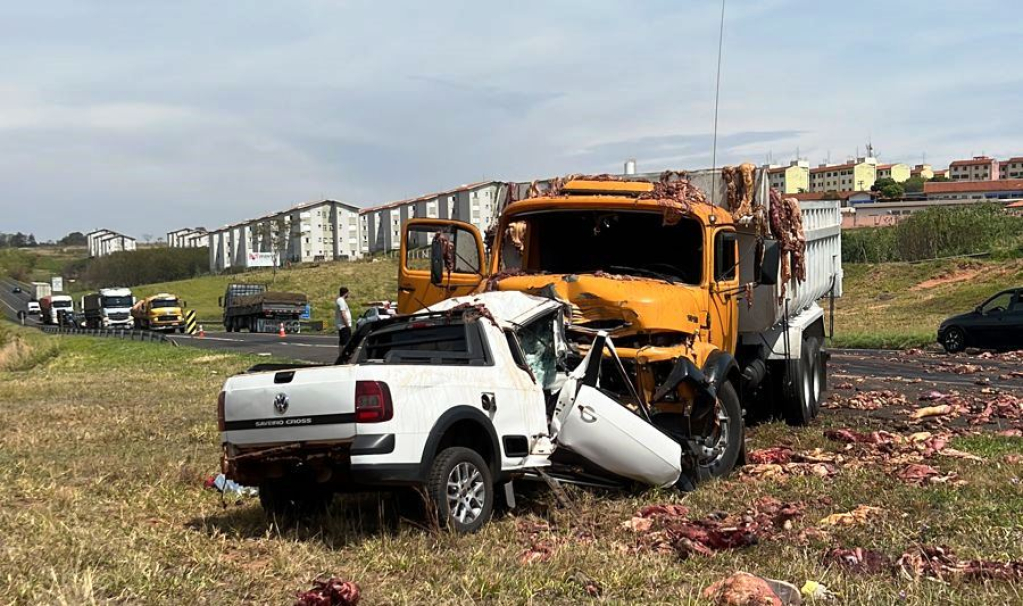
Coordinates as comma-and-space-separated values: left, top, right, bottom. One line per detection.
911, 267, 983, 291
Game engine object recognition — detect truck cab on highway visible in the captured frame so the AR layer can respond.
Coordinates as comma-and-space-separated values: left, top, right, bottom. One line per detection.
132, 293, 186, 332
39, 294, 74, 325
83, 288, 135, 329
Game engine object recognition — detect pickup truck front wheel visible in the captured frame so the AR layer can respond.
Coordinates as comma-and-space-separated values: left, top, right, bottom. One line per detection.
427, 447, 493, 533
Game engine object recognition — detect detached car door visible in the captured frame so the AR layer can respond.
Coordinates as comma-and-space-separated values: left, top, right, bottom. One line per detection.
398, 219, 486, 314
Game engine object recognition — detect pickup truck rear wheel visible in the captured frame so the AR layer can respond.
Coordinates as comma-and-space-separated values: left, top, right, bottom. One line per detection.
427, 447, 493, 533
258, 478, 332, 519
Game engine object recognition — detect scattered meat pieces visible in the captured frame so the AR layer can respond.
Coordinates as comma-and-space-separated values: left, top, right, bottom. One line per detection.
702, 572, 784, 606
519, 540, 555, 565
833, 381, 854, 390
748, 447, 795, 465
896, 464, 961, 485
827, 390, 908, 411
630, 498, 805, 559
819, 505, 884, 527
567, 571, 603, 598
898, 545, 1023, 582
294, 578, 361, 606
824, 547, 893, 575
910, 404, 954, 420
919, 390, 947, 401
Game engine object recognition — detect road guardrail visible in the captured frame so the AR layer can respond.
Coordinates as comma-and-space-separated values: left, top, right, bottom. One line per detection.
39, 325, 178, 346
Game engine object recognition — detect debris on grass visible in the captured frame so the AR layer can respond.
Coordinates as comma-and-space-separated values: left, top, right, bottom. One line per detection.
567, 570, 603, 598
818, 505, 884, 527
898, 545, 1023, 582
800, 580, 837, 601
824, 547, 893, 575
629, 497, 806, 559
897, 464, 961, 485
294, 578, 361, 606
701, 572, 787, 606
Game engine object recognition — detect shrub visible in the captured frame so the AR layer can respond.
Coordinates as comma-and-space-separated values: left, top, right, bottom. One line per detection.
842, 204, 1023, 263
77, 247, 210, 289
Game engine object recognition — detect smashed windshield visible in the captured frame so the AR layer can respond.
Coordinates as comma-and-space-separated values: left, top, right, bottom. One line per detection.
516, 312, 559, 389
500, 210, 703, 285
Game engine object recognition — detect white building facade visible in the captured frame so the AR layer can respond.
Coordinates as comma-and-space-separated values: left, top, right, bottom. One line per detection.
87, 229, 137, 257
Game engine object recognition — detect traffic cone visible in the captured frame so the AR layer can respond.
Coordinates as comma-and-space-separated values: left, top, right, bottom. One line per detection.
279, 322, 286, 338
198, 324, 205, 338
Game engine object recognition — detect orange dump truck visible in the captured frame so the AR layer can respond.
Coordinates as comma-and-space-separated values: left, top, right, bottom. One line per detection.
396, 167, 842, 482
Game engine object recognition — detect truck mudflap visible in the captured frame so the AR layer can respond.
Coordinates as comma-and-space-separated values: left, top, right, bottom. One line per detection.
551, 333, 683, 488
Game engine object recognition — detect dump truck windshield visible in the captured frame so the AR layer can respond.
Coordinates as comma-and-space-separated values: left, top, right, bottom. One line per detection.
502, 210, 703, 285
151, 298, 178, 309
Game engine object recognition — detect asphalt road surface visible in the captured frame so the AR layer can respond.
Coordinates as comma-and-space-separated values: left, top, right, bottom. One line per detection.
167, 330, 342, 363
0, 277, 35, 323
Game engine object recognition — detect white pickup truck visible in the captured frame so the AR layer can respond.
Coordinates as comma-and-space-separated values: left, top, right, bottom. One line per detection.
219, 291, 687, 532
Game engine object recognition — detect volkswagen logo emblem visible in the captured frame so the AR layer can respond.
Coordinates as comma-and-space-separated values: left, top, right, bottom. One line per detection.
273, 392, 289, 414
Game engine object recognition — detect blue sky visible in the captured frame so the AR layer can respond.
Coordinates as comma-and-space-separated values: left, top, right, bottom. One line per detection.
2, 0, 1021, 241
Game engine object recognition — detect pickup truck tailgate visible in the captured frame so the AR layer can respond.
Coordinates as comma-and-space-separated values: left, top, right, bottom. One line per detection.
222, 366, 358, 446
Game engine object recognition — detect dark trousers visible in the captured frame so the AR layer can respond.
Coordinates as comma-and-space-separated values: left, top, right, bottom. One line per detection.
338, 326, 352, 349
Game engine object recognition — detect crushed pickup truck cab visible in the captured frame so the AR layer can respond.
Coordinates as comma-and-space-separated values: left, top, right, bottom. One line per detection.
219, 291, 685, 532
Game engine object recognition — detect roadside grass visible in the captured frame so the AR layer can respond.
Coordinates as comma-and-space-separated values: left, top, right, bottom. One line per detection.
831, 258, 1023, 349
2, 329, 1022, 604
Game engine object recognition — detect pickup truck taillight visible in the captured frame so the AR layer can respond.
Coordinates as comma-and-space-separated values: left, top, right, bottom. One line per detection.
355, 380, 392, 423
217, 391, 226, 431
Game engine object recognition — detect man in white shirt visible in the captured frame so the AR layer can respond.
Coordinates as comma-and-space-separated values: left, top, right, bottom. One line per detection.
336, 286, 352, 350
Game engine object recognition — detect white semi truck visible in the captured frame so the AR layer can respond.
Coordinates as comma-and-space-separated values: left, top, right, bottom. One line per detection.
82, 287, 135, 329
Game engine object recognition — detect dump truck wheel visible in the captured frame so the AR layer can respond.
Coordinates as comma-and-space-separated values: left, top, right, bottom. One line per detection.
427, 447, 493, 533
693, 382, 744, 480
780, 340, 817, 426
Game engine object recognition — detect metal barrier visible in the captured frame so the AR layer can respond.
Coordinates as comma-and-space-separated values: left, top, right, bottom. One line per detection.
39, 325, 178, 346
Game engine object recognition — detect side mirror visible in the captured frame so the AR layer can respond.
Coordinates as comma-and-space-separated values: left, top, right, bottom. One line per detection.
975, 306, 983, 314
218, 296, 224, 307
182, 300, 187, 308
430, 234, 447, 286
757, 239, 781, 286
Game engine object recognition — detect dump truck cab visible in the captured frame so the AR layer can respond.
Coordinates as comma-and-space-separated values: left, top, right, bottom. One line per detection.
397, 176, 789, 478
133, 293, 186, 332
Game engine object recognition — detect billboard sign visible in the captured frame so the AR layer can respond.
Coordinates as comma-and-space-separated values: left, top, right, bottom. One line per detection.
245, 252, 277, 268
51, 276, 64, 292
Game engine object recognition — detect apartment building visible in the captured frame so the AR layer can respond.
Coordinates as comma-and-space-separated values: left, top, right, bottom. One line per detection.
86, 229, 137, 257
910, 164, 934, 180
808, 157, 878, 192
875, 163, 911, 183
767, 160, 810, 193
948, 156, 999, 181
166, 227, 209, 248
208, 199, 362, 272
359, 181, 506, 255
999, 158, 1023, 180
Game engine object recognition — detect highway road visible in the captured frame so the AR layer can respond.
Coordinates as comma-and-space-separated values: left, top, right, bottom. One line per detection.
0, 277, 35, 323
166, 330, 340, 363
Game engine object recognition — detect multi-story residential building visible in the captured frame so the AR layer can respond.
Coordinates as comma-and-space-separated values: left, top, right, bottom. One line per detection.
808, 157, 878, 192
875, 163, 911, 183
359, 181, 506, 255
948, 156, 999, 181
86, 229, 137, 257
167, 227, 209, 248
910, 164, 934, 180
999, 158, 1023, 180
208, 199, 362, 273
767, 160, 810, 193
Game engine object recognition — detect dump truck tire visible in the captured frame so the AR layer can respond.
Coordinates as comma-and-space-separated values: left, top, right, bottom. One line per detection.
780, 338, 818, 426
